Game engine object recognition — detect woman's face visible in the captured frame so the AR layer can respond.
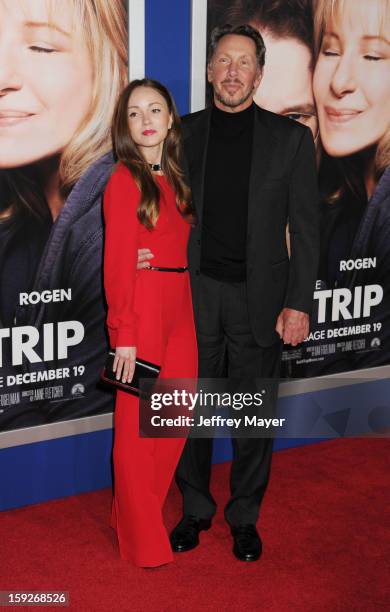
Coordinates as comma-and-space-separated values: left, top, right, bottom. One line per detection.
127, 86, 172, 157
313, 0, 390, 157
0, 0, 93, 168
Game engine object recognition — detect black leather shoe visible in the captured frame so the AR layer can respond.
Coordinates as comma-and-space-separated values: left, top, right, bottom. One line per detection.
231, 524, 262, 562
170, 515, 212, 552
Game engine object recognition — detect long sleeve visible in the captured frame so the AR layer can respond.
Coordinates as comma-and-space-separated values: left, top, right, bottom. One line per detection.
285, 127, 320, 314
103, 165, 140, 349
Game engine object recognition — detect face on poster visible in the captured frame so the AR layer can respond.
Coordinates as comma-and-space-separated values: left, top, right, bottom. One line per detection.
314, 0, 390, 159
207, 0, 390, 376
0, 0, 93, 168
0, 0, 129, 431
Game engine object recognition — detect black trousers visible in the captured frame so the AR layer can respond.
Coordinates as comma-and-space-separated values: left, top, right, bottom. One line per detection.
175, 273, 282, 527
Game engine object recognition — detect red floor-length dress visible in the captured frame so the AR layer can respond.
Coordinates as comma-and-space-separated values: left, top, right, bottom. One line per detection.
103, 163, 197, 567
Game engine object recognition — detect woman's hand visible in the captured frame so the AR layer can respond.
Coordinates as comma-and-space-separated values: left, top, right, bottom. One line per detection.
113, 346, 136, 383
137, 248, 154, 270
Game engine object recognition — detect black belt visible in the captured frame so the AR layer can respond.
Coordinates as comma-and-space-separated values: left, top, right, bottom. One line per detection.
148, 266, 188, 273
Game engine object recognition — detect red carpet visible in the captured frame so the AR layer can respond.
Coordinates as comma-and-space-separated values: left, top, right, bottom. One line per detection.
1, 438, 389, 611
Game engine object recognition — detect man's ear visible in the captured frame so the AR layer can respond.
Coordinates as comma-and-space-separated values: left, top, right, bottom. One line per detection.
253, 67, 263, 91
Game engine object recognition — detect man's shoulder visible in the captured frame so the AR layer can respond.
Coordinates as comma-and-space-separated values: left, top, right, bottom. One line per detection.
180, 108, 210, 137
255, 105, 308, 139
180, 104, 310, 144
181, 108, 209, 124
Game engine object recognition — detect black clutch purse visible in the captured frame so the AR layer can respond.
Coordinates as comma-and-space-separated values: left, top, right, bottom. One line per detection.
101, 351, 161, 395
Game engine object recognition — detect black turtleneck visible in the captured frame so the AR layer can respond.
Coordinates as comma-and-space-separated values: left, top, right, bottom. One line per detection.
200, 103, 254, 282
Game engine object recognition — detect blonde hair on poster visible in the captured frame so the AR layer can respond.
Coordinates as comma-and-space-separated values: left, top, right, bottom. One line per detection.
56, 0, 128, 189
314, 0, 390, 174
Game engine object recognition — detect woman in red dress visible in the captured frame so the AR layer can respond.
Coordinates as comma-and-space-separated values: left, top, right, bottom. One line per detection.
103, 79, 197, 567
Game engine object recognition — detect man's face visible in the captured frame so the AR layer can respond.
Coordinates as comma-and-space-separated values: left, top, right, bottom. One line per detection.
207, 34, 262, 113
253, 31, 318, 138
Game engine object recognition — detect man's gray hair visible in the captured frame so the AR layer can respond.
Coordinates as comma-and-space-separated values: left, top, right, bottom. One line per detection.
207, 23, 266, 67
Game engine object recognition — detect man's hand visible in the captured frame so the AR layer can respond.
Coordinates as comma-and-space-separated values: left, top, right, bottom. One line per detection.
137, 248, 154, 270
275, 308, 309, 346
113, 346, 137, 383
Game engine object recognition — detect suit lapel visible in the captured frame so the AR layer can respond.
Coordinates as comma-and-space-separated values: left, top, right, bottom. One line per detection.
185, 108, 212, 224
247, 107, 278, 243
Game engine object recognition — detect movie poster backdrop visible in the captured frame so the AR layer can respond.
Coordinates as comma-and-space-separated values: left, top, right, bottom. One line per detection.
1, 0, 389, 433
207, 0, 390, 378
0, 0, 128, 431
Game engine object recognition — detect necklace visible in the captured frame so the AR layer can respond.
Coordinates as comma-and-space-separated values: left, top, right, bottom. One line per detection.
149, 163, 161, 172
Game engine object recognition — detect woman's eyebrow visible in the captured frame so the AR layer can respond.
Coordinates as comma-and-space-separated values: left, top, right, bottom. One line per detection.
362, 35, 390, 45
324, 31, 390, 46
23, 21, 71, 37
128, 102, 163, 109
323, 32, 340, 40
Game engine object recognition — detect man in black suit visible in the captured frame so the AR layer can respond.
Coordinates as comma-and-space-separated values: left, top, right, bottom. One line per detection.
138, 24, 319, 561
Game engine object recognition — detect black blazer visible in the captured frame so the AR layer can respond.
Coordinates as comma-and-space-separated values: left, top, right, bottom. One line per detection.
182, 105, 320, 347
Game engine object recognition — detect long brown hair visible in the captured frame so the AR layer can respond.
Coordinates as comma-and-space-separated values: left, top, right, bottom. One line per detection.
112, 79, 194, 229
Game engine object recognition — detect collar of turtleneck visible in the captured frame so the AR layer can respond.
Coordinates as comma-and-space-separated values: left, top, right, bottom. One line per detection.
211, 102, 254, 123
